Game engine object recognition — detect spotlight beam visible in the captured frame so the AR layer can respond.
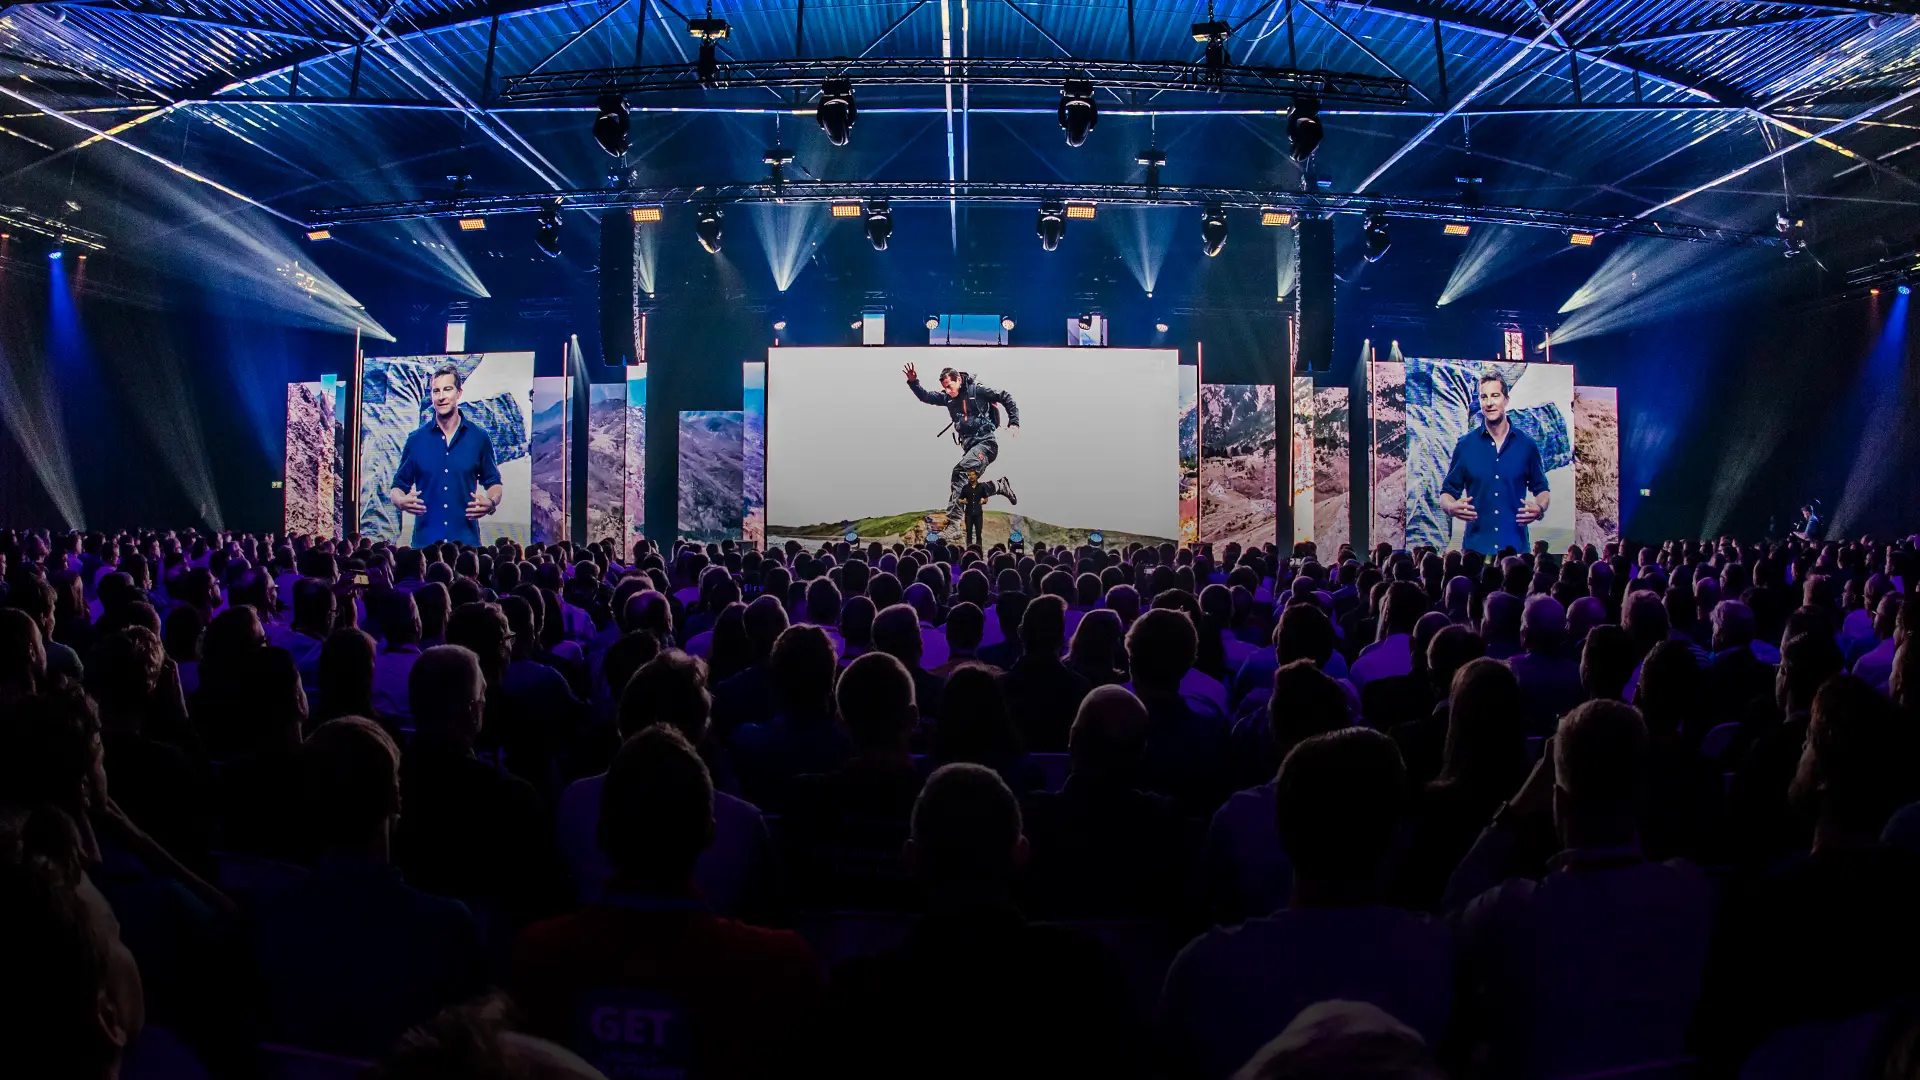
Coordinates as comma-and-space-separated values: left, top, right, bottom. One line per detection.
1355, 0, 1593, 193
1637, 84, 1920, 218
0, 83, 303, 225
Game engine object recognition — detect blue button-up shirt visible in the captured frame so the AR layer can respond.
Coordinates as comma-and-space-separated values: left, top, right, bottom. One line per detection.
1442, 423, 1549, 555
392, 415, 502, 546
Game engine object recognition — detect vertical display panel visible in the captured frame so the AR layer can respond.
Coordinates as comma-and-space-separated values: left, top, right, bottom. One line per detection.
1312, 386, 1351, 552
678, 411, 746, 542
1198, 384, 1279, 550
529, 375, 570, 546
1573, 385, 1620, 548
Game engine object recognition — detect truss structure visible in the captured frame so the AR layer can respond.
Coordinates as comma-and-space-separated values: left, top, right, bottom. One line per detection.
497, 56, 1413, 106
308, 180, 1784, 247
0, 205, 108, 251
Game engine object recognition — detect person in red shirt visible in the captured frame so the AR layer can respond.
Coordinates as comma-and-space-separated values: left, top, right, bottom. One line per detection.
509, 727, 821, 1079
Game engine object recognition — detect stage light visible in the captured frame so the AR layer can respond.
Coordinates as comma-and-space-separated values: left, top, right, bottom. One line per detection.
1001, 315, 1016, 331
773, 318, 787, 330
534, 201, 563, 258
1900, 284, 1911, 296
1059, 78, 1097, 147
1037, 202, 1066, 252
816, 78, 856, 147
457, 217, 486, 231
1137, 146, 1166, 199
48, 247, 63, 260
689, 14, 729, 86
864, 199, 892, 251
831, 201, 863, 218
926, 315, 940, 330
1288, 96, 1322, 162
851, 317, 864, 329
1261, 208, 1293, 227
763, 144, 794, 189
1191, 19, 1231, 86
632, 205, 663, 223
592, 93, 631, 156
1569, 231, 1596, 247
1065, 202, 1097, 221
695, 206, 724, 254
1201, 205, 1229, 257
1871, 288, 1881, 296
1443, 222, 1471, 237
306, 229, 332, 241
1155, 319, 1170, 333
1364, 213, 1391, 263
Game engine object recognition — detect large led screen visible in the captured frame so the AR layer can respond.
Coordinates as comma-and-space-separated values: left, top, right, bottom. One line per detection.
356, 352, 535, 545
1392, 358, 1576, 553
767, 347, 1181, 547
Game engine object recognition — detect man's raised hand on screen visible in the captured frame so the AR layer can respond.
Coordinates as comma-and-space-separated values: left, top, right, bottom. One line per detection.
903, 363, 918, 383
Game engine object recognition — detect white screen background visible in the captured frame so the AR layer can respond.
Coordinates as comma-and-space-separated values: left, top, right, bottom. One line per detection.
767, 346, 1180, 539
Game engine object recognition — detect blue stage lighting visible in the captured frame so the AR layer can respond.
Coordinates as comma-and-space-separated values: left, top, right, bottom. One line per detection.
1900, 284, 1911, 296
48, 248, 62, 260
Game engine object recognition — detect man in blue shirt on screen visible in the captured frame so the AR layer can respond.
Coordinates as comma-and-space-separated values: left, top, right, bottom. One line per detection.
389, 361, 503, 546
1439, 372, 1551, 555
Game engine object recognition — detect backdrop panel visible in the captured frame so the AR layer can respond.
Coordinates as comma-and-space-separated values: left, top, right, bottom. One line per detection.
283, 378, 345, 537
744, 362, 766, 548
529, 375, 570, 545
1290, 376, 1314, 546
1369, 361, 1408, 551
586, 381, 626, 546
1313, 386, 1352, 552
679, 411, 745, 542
1198, 384, 1279, 550
1574, 385, 1621, 548
623, 364, 648, 547
1179, 365, 1199, 545
766, 347, 1181, 546
356, 352, 534, 544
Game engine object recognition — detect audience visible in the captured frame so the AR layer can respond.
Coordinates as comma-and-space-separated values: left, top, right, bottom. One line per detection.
1159, 729, 1451, 1080
820, 762, 1141, 1078
5, 523, 1920, 1080
1448, 701, 1714, 1078
511, 727, 820, 1078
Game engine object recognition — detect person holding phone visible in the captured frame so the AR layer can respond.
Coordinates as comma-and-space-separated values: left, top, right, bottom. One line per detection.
389, 361, 504, 546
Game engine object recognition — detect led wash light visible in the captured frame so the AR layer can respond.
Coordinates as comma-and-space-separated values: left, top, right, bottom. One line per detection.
631, 206, 663, 223
1443, 222, 1471, 237
1065, 203, 1097, 221
1261, 209, 1293, 227
306, 230, 332, 241
458, 218, 486, 231
831, 201, 863, 219
1569, 232, 1596, 247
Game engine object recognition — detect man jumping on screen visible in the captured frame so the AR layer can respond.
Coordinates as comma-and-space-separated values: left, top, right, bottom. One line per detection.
389, 360, 504, 546
904, 363, 1019, 542
1438, 372, 1551, 556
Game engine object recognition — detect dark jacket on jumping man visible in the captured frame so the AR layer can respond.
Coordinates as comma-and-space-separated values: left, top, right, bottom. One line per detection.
908, 373, 1021, 444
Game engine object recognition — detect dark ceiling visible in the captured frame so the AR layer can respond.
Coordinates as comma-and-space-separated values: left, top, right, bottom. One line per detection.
5, 0, 1920, 321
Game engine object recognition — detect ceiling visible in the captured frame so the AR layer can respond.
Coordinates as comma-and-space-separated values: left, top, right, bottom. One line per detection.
5, 0, 1920, 301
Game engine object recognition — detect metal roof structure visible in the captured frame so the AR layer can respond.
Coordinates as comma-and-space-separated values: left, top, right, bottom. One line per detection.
4, 0, 1920, 278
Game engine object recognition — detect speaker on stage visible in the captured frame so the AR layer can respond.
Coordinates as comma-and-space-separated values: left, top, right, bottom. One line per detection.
599, 210, 640, 366
1296, 216, 1334, 374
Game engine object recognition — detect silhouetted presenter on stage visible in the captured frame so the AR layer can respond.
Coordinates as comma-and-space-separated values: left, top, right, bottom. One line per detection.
389, 360, 504, 546
1438, 372, 1551, 556
904, 363, 1020, 543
